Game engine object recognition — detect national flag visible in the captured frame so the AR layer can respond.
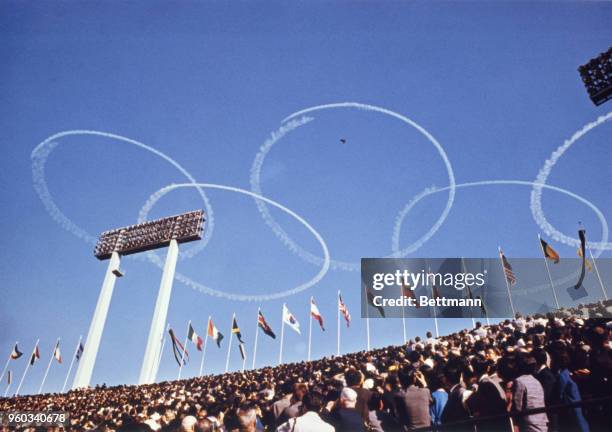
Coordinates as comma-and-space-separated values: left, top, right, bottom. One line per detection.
187, 323, 203, 351
168, 328, 189, 366
232, 317, 245, 344
577, 247, 593, 272
6, 370, 12, 385
310, 298, 325, 331
432, 285, 441, 300
401, 279, 420, 308
10, 344, 22, 360
568, 284, 588, 301
76, 343, 84, 361
282, 304, 301, 334
540, 238, 560, 264
338, 293, 351, 327
30, 345, 40, 366
257, 311, 276, 339
499, 249, 517, 286
366, 287, 386, 316
207, 319, 224, 348
53, 341, 62, 364
575, 229, 587, 290
238, 343, 246, 360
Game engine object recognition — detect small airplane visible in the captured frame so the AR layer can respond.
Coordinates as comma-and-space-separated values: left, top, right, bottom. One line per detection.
340, 138, 347, 144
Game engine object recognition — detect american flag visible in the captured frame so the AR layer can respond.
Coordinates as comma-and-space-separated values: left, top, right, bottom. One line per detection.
499, 249, 517, 286
338, 292, 351, 327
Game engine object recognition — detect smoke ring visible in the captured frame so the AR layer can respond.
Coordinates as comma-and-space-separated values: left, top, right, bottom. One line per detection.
139, 183, 331, 301
250, 103, 456, 272
530, 112, 612, 250
31, 130, 215, 261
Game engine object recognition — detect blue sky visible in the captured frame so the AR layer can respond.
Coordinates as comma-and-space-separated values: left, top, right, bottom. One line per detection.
1, 1, 611, 395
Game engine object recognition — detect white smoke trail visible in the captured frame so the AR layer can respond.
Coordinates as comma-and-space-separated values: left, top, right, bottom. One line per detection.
31, 130, 215, 261
391, 179, 608, 295
530, 112, 612, 250
139, 183, 330, 302
251, 103, 456, 271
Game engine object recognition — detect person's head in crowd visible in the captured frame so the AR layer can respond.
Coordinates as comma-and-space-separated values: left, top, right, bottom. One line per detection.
302, 390, 324, 413
180, 415, 198, 432
236, 407, 257, 432
339, 387, 358, 409
344, 369, 364, 388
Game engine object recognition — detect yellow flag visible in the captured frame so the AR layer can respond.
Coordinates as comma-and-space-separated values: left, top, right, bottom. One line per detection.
577, 248, 593, 271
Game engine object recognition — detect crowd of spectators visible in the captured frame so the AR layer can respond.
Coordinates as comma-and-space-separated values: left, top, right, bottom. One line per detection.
2, 301, 611, 432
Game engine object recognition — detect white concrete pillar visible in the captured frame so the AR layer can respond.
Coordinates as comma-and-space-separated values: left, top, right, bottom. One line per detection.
72, 251, 121, 389
138, 239, 179, 384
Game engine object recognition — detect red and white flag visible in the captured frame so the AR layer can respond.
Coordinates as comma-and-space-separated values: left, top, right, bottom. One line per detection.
188, 323, 203, 351
338, 292, 351, 327
53, 341, 62, 364
207, 318, 224, 348
310, 297, 325, 331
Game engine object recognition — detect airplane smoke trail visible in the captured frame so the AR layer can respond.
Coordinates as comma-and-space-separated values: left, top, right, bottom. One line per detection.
391, 179, 609, 294
139, 183, 331, 302
530, 112, 612, 251
252, 103, 456, 272
31, 130, 215, 261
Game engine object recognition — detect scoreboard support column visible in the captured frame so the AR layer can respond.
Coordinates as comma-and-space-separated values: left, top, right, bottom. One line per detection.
138, 239, 179, 384
72, 251, 121, 389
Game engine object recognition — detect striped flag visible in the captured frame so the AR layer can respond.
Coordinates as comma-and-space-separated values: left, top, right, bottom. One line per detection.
187, 323, 203, 351
338, 293, 351, 327
10, 344, 22, 360
168, 328, 189, 366
238, 343, 246, 360
540, 238, 560, 264
75, 343, 84, 361
232, 317, 245, 344
7, 370, 12, 385
282, 304, 301, 334
499, 249, 517, 286
53, 341, 62, 364
30, 345, 40, 366
366, 287, 386, 316
401, 279, 420, 308
207, 319, 224, 348
258, 311, 276, 339
575, 228, 587, 290
577, 246, 593, 272
310, 298, 325, 331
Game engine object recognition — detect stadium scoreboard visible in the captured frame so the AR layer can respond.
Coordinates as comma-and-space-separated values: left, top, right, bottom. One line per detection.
94, 209, 205, 260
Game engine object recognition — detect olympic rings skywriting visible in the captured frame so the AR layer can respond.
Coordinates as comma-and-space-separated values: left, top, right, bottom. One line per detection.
250, 102, 457, 272
531, 112, 612, 251
391, 180, 608, 295
31, 130, 215, 261
139, 183, 330, 301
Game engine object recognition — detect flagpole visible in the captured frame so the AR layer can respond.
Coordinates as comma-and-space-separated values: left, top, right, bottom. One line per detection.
15, 339, 38, 396
337, 291, 341, 356
178, 320, 190, 380
498, 247, 516, 318
252, 310, 259, 370
588, 246, 608, 301
199, 317, 210, 376
308, 298, 313, 361
363, 285, 371, 351
0, 341, 18, 384
538, 234, 561, 310
279, 305, 286, 365
461, 258, 476, 328
241, 345, 246, 372
39, 337, 60, 394
225, 313, 235, 373
154, 324, 169, 381
62, 336, 82, 393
